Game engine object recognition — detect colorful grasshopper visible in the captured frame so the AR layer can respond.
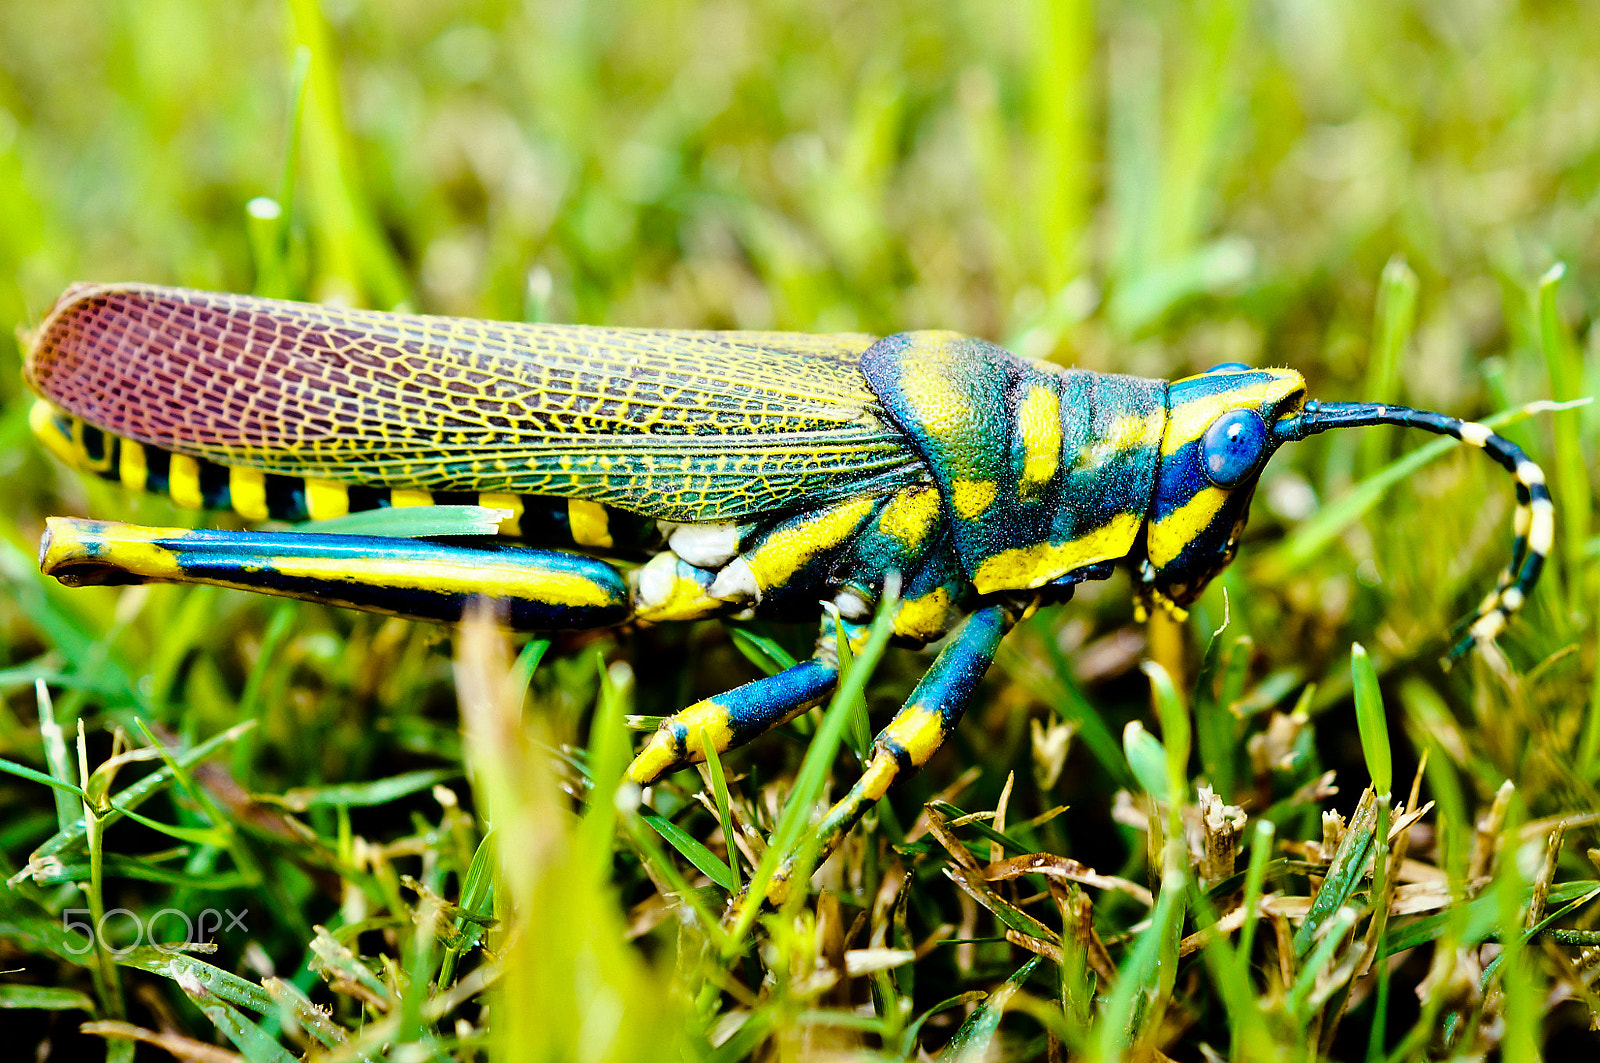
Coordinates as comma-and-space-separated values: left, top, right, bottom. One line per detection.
24, 284, 1551, 874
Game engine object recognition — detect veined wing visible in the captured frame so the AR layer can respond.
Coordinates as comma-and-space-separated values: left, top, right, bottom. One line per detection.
24, 284, 925, 521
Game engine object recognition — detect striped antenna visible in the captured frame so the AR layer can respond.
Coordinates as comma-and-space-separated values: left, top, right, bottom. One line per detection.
1273, 400, 1551, 660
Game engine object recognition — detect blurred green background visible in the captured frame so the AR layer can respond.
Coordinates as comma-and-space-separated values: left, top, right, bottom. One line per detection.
1, 0, 1598, 1059
5, 1, 1599, 363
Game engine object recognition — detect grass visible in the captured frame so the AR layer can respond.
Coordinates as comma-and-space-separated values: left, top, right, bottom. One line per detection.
1, 0, 1599, 1059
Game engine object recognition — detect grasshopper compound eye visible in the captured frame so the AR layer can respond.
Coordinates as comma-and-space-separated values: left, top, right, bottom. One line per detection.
1200, 409, 1270, 487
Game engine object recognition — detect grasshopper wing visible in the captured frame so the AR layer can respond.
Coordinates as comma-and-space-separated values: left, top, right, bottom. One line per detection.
25, 284, 925, 522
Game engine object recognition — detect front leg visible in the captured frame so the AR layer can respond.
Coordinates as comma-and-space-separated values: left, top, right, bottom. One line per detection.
759, 600, 1022, 907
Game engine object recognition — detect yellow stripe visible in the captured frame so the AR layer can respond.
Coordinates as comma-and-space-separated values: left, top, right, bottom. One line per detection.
168, 454, 204, 510
478, 492, 524, 537
305, 479, 351, 521
951, 478, 996, 519
1147, 486, 1227, 567
1164, 380, 1293, 456
567, 499, 613, 549
1099, 408, 1168, 459
891, 587, 955, 643
390, 489, 433, 507
1016, 384, 1061, 498
627, 701, 745, 782
854, 755, 899, 802
746, 496, 877, 589
264, 556, 619, 608
229, 468, 269, 522
880, 704, 947, 767
971, 511, 1142, 594
671, 699, 738, 755
877, 487, 941, 547
898, 340, 976, 443
119, 440, 149, 492
39, 519, 186, 581
29, 401, 78, 467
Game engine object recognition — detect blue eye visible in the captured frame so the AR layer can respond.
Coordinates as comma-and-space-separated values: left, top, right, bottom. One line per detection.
1206, 362, 1251, 373
1200, 409, 1269, 487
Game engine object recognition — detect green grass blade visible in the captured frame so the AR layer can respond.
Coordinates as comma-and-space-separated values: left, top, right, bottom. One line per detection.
1193, 623, 1244, 802
638, 807, 737, 892
1294, 789, 1378, 957
28, 720, 255, 862
34, 679, 77, 832
1027, 0, 1092, 290
1536, 264, 1591, 591
1350, 644, 1392, 796
283, 0, 409, 307
829, 607, 872, 760
275, 768, 459, 811
299, 505, 510, 538
438, 830, 496, 987
1123, 720, 1169, 802
939, 956, 1040, 1062
1259, 399, 1582, 578
0, 984, 96, 1012
1381, 880, 1600, 957
730, 589, 897, 946
728, 627, 799, 676
700, 738, 742, 891
1233, 819, 1275, 986
1360, 256, 1419, 477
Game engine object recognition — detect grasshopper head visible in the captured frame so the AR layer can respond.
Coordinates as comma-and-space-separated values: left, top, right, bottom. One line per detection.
1137, 365, 1307, 616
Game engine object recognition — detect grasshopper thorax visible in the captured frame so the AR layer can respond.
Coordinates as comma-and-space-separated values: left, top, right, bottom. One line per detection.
859, 331, 1167, 598
1135, 365, 1307, 616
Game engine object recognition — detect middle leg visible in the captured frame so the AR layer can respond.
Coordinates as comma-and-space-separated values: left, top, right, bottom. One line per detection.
626, 615, 870, 784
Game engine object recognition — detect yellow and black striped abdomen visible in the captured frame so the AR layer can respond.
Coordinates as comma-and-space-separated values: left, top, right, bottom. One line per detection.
29, 401, 655, 553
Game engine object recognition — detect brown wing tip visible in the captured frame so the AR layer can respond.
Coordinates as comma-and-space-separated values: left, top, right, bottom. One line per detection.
23, 282, 166, 385
13, 284, 113, 366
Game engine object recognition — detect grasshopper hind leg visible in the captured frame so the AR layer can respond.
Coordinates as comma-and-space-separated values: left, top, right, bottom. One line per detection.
38, 518, 633, 630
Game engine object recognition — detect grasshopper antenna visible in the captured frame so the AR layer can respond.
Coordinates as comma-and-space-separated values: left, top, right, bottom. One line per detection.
1272, 400, 1552, 661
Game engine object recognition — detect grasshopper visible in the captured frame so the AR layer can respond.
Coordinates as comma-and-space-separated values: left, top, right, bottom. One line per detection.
23, 284, 1552, 881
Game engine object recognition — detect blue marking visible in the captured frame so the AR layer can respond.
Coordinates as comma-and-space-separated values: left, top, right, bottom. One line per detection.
1150, 439, 1211, 523
722, 659, 839, 740
906, 605, 1008, 730
1167, 370, 1276, 404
